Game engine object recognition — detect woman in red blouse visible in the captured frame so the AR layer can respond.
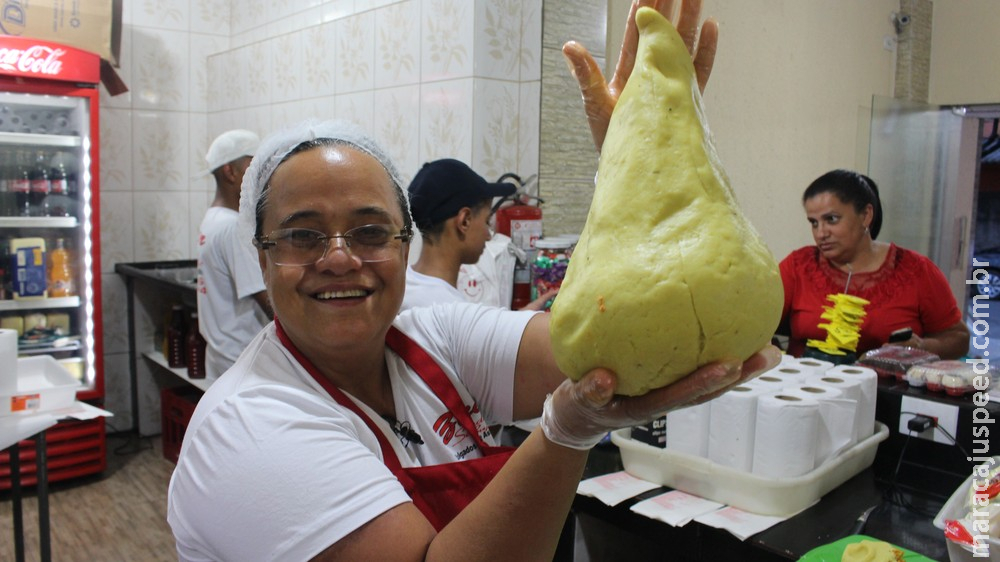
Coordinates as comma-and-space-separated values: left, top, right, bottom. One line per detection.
778, 169, 969, 359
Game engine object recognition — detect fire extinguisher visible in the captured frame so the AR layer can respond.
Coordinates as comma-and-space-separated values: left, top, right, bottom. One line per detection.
491, 173, 543, 309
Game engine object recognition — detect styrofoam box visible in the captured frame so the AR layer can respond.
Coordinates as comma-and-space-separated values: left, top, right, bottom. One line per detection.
933, 463, 1000, 562
0, 355, 81, 416
610, 422, 889, 516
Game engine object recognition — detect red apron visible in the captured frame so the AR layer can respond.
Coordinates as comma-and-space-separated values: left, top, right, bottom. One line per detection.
275, 321, 516, 531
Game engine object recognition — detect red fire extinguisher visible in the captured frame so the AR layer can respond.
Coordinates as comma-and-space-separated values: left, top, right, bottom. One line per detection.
491, 173, 543, 309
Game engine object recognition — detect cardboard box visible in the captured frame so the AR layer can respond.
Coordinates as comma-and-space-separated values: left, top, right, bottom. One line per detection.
0, 0, 122, 67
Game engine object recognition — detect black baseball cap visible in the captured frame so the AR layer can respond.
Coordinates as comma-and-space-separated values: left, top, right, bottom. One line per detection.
407, 159, 517, 229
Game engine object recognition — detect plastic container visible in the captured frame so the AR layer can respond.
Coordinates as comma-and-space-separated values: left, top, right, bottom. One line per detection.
1, 355, 80, 416
46, 237, 75, 297
530, 238, 571, 305
933, 462, 1000, 562
856, 346, 939, 380
906, 360, 988, 396
610, 421, 889, 516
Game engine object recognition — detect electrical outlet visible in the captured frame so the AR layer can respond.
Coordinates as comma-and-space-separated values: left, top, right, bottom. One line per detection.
899, 396, 959, 444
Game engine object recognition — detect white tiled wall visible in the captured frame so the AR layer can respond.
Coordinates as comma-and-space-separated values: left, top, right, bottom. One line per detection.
98, 0, 543, 427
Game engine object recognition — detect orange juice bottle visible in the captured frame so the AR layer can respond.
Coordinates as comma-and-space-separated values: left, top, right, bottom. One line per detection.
47, 238, 76, 297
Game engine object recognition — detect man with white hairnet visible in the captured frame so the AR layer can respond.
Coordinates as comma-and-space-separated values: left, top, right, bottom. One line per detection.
196, 129, 272, 380
167, 2, 777, 560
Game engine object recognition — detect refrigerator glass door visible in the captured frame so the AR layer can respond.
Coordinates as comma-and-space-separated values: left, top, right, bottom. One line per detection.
0, 90, 97, 391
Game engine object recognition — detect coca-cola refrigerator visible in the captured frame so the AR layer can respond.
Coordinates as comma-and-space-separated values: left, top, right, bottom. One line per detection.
0, 37, 105, 488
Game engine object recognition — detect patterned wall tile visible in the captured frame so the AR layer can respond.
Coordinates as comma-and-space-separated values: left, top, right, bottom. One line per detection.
374, 1, 421, 89
131, 28, 191, 111
100, 26, 133, 109
132, 0, 190, 31
472, 78, 518, 181
269, 6, 324, 37
418, 78, 473, 163
335, 11, 376, 93
247, 42, 274, 104
132, 111, 190, 191
133, 191, 192, 261
99, 108, 133, 192
101, 350, 132, 429
188, 114, 211, 183
520, 0, 542, 81
518, 80, 540, 179
373, 85, 421, 178
100, 274, 129, 354
270, 33, 305, 103
474, 0, 521, 80
190, 34, 230, 113
421, 0, 474, 82
191, 0, 231, 35
302, 24, 337, 97
334, 92, 375, 133
99, 191, 135, 272
231, 0, 268, 36
323, 0, 357, 22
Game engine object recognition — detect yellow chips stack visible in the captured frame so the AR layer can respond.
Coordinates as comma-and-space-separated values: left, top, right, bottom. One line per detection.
806, 293, 870, 356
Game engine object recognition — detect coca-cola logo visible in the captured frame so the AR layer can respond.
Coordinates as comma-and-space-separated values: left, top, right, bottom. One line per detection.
0, 45, 64, 76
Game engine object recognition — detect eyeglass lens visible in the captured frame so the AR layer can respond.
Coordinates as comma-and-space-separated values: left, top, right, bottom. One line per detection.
266, 225, 405, 266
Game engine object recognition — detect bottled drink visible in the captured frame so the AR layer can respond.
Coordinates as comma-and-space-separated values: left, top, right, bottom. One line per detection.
0, 239, 8, 300
186, 311, 206, 379
166, 304, 186, 368
28, 150, 50, 216
11, 151, 30, 217
48, 158, 70, 217
46, 238, 76, 297
0, 154, 12, 216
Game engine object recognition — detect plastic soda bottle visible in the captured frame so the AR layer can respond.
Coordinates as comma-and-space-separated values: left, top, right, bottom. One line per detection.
47, 238, 76, 297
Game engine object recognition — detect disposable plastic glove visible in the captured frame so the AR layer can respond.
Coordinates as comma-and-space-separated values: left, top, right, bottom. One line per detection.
562, 0, 719, 152
540, 345, 781, 450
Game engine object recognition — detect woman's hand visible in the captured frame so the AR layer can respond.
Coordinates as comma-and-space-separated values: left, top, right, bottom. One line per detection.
562, 0, 719, 152
540, 345, 781, 449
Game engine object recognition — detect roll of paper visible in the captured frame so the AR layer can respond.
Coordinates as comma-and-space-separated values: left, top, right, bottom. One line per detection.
707, 385, 772, 471
806, 373, 864, 448
826, 364, 878, 442
747, 373, 792, 391
785, 383, 857, 465
794, 357, 834, 374
767, 365, 816, 386
666, 401, 711, 457
752, 393, 820, 478
0, 328, 18, 394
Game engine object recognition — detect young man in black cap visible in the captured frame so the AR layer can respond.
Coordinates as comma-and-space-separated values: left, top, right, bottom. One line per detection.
401, 158, 517, 310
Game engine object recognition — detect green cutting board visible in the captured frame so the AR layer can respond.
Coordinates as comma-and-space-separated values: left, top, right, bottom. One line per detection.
798, 534, 938, 561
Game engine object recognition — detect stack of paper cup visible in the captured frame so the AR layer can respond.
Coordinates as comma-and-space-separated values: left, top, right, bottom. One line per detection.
0, 328, 17, 394
826, 364, 878, 442
752, 393, 820, 478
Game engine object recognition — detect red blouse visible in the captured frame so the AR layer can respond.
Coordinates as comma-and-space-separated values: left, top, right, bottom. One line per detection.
778, 244, 962, 357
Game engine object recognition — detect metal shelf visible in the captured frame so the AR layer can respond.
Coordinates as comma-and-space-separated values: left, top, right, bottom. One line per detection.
0, 296, 81, 311
0, 216, 79, 228
0, 131, 81, 148
144, 350, 212, 392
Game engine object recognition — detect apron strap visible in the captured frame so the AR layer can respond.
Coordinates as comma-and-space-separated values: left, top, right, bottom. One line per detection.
384, 326, 491, 449
274, 319, 404, 471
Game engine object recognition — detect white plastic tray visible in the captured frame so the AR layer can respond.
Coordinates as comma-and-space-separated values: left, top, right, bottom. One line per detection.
0, 355, 80, 416
933, 461, 1000, 562
611, 421, 889, 516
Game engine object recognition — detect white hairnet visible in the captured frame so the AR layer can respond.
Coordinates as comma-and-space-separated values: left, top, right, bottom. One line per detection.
237, 119, 411, 248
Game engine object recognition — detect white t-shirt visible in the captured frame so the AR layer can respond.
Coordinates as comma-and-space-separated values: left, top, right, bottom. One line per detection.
167, 303, 536, 562
197, 206, 269, 380
400, 265, 466, 311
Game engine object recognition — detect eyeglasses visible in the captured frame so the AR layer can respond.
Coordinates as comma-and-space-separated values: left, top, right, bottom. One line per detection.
254, 224, 412, 266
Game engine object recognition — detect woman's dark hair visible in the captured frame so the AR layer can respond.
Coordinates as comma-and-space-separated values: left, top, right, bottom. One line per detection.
802, 169, 883, 240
